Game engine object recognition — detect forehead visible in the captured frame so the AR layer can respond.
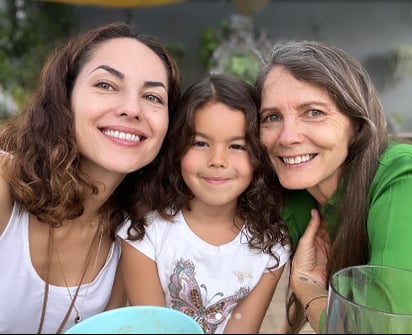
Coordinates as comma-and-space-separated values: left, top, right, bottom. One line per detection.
194, 102, 246, 129
262, 67, 333, 104
80, 37, 168, 83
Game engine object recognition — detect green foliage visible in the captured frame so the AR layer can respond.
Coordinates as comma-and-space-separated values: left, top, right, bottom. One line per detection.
0, 0, 77, 110
199, 19, 232, 69
223, 51, 260, 85
199, 26, 219, 69
199, 18, 264, 84
389, 44, 412, 82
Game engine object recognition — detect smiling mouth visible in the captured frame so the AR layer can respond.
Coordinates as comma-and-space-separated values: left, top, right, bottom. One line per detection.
281, 154, 316, 165
102, 129, 145, 143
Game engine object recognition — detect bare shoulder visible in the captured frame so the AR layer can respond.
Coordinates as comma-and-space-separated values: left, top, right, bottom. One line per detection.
0, 153, 13, 236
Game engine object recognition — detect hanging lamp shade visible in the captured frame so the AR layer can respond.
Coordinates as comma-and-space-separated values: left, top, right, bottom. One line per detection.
36, 0, 185, 8
231, 0, 270, 17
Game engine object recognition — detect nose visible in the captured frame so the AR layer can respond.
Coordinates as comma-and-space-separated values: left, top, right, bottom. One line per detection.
207, 146, 227, 168
119, 92, 141, 120
278, 117, 303, 145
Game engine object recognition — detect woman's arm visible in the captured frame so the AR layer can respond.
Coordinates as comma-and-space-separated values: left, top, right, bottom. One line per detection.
0, 155, 13, 236
120, 240, 166, 306
368, 175, 412, 269
105, 257, 127, 309
290, 209, 330, 333
366, 169, 412, 316
223, 266, 285, 334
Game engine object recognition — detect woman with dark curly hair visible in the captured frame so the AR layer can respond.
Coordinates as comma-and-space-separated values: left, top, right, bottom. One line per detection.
118, 73, 291, 334
0, 21, 181, 333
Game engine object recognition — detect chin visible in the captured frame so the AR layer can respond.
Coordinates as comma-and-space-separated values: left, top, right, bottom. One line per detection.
279, 179, 310, 190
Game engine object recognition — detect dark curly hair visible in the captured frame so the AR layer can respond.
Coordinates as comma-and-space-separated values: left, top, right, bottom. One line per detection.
0, 21, 181, 239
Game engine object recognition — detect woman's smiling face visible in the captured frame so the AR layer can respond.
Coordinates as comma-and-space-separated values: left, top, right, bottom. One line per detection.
71, 37, 169, 180
259, 66, 354, 202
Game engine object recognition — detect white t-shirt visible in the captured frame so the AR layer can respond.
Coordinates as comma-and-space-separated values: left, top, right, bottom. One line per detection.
0, 203, 121, 334
118, 210, 290, 334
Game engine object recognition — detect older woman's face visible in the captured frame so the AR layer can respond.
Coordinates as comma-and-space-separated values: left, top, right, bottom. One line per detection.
259, 66, 353, 203
71, 37, 169, 182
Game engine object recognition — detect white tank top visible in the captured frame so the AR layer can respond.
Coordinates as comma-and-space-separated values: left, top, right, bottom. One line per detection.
0, 203, 121, 333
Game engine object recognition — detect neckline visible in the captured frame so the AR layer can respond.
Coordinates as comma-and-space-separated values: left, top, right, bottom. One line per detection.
37, 225, 101, 334
176, 210, 244, 251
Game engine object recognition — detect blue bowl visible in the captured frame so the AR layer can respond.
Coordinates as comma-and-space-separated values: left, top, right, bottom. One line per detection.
64, 305, 203, 334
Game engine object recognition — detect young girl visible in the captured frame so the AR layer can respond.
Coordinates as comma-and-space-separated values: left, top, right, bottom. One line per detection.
118, 73, 290, 334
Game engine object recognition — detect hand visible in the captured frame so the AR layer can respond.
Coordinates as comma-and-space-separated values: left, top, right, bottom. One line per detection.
291, 209, 331, 294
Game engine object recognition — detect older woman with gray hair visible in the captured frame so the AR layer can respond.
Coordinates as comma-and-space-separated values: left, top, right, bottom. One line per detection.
255, 40, 412, 333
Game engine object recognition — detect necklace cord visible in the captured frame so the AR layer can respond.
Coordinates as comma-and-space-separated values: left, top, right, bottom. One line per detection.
37, 225, 101, 334
56, 224, 104, 324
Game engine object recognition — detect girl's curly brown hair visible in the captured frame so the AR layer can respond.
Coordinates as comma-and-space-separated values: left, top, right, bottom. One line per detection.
127, 73, 290, 267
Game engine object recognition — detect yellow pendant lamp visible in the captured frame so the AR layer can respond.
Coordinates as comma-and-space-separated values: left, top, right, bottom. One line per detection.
36, 0, 185, 8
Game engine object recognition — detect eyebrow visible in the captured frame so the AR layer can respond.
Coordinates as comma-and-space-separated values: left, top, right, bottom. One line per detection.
260, 101, 331, 114
195, 131, 245, 142
90, 64, 167, 90
91, 65, 124, 78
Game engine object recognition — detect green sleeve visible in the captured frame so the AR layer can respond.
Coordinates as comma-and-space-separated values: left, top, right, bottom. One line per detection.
319, 309, 326, 333
324, 143, 412, 332
368, 151, 412, 270
367, 145, 412, 314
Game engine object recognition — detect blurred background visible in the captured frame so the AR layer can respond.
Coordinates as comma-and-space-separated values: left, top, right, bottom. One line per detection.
2, 0, 412, 135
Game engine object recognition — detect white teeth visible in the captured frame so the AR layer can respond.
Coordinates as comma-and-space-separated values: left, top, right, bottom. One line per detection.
283, 154, 313, 165
103, 129, 141, 143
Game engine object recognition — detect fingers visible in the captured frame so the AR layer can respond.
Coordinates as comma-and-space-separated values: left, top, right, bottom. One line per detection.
300, 209, 321, 244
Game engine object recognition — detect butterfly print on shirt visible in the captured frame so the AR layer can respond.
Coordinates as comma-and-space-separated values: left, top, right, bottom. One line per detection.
168, 258, 250, 334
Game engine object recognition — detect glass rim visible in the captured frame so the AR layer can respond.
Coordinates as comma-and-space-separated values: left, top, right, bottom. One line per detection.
329, 264, 412, 317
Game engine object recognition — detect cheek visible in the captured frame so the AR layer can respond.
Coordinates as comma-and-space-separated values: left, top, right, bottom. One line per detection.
180, 151, 198, 176
242, 164, 254, 183
73, 114, 89, 144
336, 124, 354, 154
180, 153, 200, 189
260, 129, 276, 148
150, 113, 169, 138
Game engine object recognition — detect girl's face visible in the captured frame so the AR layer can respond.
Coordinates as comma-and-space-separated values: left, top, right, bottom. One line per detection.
181, 101, 253, 210
71, 37, 169, 183
259, 66, 354, 204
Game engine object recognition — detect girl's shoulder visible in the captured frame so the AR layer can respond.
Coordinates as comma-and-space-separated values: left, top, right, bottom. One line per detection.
118, 209, 179, 240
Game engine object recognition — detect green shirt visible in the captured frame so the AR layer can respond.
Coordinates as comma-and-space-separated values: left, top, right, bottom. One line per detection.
281, 142, 412, 330
282, 141, 412, 269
